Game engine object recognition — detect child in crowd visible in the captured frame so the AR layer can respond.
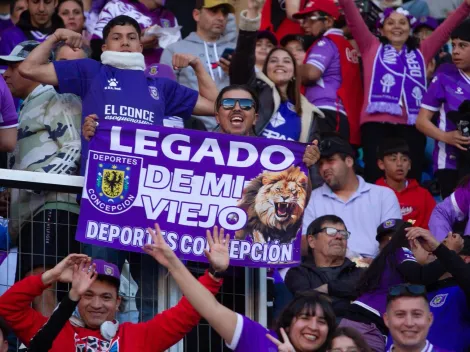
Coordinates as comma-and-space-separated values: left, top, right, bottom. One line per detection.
376, 138, 436, 229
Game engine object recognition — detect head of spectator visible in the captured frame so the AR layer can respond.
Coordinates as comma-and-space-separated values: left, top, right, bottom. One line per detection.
356, 222, 413, 296
376, 219, 405, 251
413, 16, 438, 42
280, 34, 306, 66
275, 291, 336, 352
317, 133, 356, 192
215, 84, 259, 137
76, 259, 121, 329
10, 0, 27, 24
384, 284, 433, 352
450, 19, 470, 73
255, 30, 277, 70
27, 0, 58, 29
377, 138, 411, 187
377, 7, 419, 51
193, 0, 234, 42
306, 215, 350, 267
293, 0, 341, 38
56, 0, 85, 34
53, 41, 90, 60
0, 318, 9, 352
101, 15, 143, 53
262, 47, 303, 116
1, 40, 52, 99
328, 327, 373, 352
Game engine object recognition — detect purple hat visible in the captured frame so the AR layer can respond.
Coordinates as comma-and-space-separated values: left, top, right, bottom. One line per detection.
93, 259, 120, 280
376, 7, 417, 29
413, 16, 438, 31
145, 63, 177, 81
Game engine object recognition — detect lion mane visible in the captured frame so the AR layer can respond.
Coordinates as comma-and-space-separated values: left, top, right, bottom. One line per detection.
235, 165, 308, 243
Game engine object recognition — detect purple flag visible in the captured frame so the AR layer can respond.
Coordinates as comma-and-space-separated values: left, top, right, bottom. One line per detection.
76, 125, 309, 268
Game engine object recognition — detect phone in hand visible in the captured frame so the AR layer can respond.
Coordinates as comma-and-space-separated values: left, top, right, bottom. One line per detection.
221, 48, 235, 61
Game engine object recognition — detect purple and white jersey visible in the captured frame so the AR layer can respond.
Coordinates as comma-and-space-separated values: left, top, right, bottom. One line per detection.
0, 75, 18, 129
226, 314, 279, 352
304, 28, 345, 114
92, 0, 179, 66
421, 65, 470, 171
352, 247, 417, 317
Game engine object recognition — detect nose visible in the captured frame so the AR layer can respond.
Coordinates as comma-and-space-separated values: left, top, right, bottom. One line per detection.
308, 317, 320, 330
38, 1, 45, 11
233, 101, 242, 111
404, 314, 414, 327
90, 296, 102, 308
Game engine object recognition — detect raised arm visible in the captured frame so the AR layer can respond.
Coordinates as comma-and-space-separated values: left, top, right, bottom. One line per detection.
421, 1, 470, 62
429, 190, 468, 241
337, 0, 377, 54
143, 225, 239, 346
19, 29, 83, 86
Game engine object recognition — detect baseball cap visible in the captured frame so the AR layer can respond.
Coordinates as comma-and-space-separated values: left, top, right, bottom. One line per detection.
414, 16, 438, 31
257, 30, 278, 46
145, 63, 177, 81
376, 219, 405, 241
93, 259, 121, 280
319, 134, 355, 159
293, 0, 340, 20
280, 34, 306, 49
195, 0, 235, 13
0, 40, 53, 65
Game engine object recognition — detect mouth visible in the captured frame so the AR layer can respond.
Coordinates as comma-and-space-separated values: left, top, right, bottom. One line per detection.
273, 69, 287, 73
230, 115, 244, 126
275, 202, 292, 218
303, 333, 318, 342
391, 30, 404, 36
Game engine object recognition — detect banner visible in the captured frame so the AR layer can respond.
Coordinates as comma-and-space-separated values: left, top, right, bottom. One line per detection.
76, 125, 309, 268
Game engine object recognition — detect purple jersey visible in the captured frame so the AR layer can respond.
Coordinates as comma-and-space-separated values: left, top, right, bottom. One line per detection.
0, 75, 18, 129
53, 58, 198, 174
92, 0, 178, 65
352, 248, 417, 317
304, 29, 345, 114
421, 65, 470, 171
226, 314, 279, 352
0, 15, 13, 36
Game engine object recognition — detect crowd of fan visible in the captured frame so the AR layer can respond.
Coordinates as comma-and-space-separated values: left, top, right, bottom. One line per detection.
0, 0, 468, 351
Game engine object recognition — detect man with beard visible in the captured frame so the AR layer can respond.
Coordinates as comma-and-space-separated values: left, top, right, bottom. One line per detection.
301, 133, 401, 259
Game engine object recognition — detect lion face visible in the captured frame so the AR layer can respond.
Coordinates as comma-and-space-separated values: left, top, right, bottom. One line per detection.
254, 170, 307, 231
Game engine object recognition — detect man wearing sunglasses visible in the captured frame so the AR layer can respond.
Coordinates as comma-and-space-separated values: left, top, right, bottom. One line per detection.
285, 214, 364, 321
384, 284, 445, 352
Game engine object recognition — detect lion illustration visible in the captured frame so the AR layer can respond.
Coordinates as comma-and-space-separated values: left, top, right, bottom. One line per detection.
235, 165, 308, 244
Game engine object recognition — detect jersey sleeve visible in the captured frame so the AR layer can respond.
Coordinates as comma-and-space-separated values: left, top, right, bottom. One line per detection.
225, 314, 278, 351
160, 78, 198, 119
0, 76, 18, 129
396, 247, 418, 264
52, 58, 101, 99
305, 38, 338, 73
421, 74, 444, 111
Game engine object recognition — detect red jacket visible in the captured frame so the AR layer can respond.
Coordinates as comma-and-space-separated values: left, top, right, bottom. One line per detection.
376, 178, 436, 229
0, 272, 222, 351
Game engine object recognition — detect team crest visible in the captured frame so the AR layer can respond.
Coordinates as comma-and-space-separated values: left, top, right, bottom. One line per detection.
104, 265, 114, 276
149, 86, 159, 100
161, 19, 171, 28
384, 219, 396, 228
430, 293, 448, 308
149, 66, 158, 75
86, 151, 142, 215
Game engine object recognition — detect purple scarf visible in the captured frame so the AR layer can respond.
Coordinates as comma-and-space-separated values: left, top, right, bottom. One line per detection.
367, 44, 427, 125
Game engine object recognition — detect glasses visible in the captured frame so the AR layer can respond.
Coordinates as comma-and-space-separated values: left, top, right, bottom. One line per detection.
220, 98, 255, 111
316, 227, 351, 239
299, 15, 328, 24
388, 284, 426, 297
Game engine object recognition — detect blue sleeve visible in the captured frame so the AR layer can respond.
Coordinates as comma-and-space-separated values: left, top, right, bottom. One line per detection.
52, 58, 101, 98
160, 78, 198, 119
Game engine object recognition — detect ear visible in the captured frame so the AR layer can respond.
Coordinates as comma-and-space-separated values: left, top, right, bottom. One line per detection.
193, 9, 200, 22
102, 43, 107, 52
215, 111, 221, 124
138, 42, 143, 53
428, 311, 434, 326
253, 113, 259, 126
383, 312, 390, 329
346, 156, 354, 168
116, 296, 122, 311
377, 159, 385, 171
307, 234, 316, 250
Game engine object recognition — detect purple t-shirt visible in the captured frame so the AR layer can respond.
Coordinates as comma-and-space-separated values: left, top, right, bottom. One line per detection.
0, 75, 18, 129
0, 15, 13, 36
226, 314, 279, 352
304, 28, 344, 114
53, 58, 198, 174
421, 64, 470, 171
352, 247, 417, 317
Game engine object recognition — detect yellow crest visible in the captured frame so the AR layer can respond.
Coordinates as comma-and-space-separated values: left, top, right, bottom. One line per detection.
102, 169, 125, 198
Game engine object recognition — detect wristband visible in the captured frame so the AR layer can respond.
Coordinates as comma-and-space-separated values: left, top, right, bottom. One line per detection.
208, 266, 225, 279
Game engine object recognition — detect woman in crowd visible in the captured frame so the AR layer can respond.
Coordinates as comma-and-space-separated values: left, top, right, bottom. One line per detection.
329, 327, 373, 352
230, 0, 323, 143
338, 0, 470, 183
337, 222, 446, 352
56, 0, 91, 43
143, 224, 336, 352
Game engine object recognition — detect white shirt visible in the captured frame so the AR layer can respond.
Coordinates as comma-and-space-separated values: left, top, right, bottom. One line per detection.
302, 176, 401, 257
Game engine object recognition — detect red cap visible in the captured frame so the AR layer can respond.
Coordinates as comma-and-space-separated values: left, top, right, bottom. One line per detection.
293, 0, 340, 20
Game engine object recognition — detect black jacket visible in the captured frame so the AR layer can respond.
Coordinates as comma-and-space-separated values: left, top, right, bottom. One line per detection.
285, 256, 364, 318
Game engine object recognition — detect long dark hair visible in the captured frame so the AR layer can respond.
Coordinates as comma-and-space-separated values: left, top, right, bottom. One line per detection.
274, 291, 336, 352
262, 47, 303, 116
356, 223, 412, 296
329, 327, 373, 352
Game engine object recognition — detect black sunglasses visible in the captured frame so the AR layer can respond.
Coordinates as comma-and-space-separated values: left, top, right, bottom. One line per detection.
388, 284, 426, 297
220, 98, 255, 111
